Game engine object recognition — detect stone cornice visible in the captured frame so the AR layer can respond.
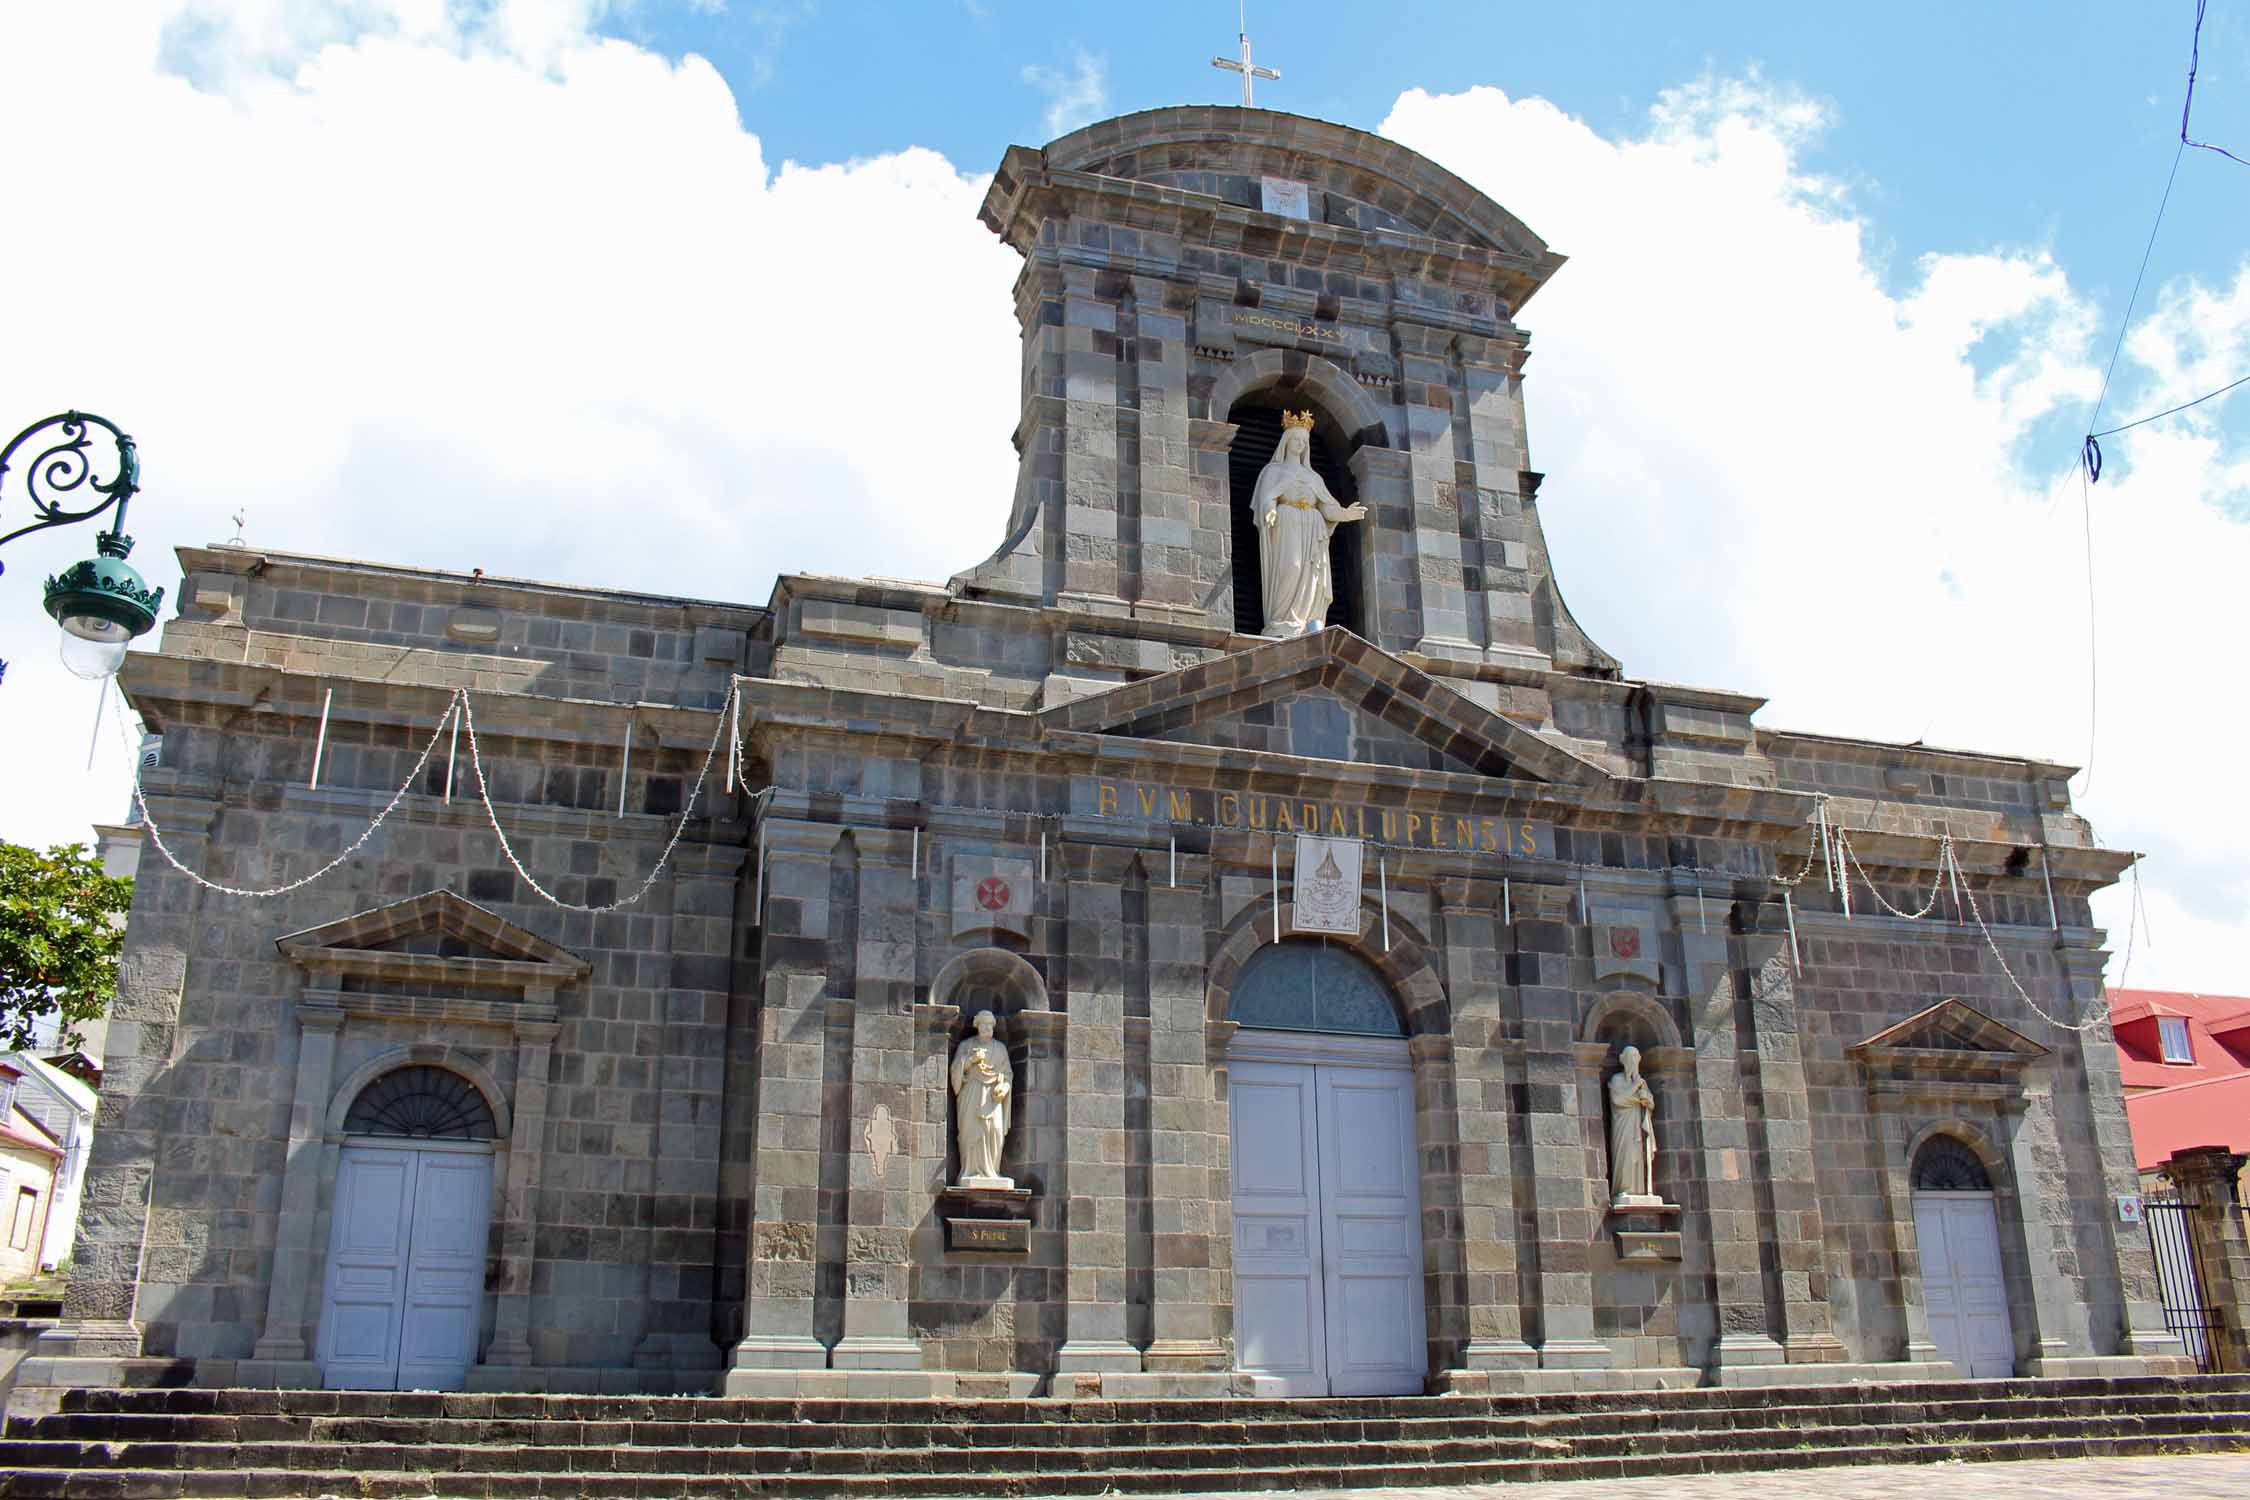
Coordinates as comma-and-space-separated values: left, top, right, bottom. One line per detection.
122, 654, 724, 745
173, 545, 768, 629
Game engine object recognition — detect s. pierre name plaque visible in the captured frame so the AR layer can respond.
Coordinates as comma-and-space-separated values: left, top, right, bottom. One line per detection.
945, 1217, 1031, 1254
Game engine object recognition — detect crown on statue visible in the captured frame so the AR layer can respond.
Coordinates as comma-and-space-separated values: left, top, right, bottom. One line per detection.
1281, 409, 1317, 431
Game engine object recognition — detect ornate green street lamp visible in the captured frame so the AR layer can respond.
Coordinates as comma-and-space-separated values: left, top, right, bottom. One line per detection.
0, 412, 164, 682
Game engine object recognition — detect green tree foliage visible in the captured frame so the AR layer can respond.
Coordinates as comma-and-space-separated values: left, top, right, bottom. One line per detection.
0, 841, 133, 1052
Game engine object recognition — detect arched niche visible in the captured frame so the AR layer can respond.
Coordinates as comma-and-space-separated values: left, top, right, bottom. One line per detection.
1211, 351, 1395, 640
929, 945, 1053, 1021
1580, 991, 1685, 1052
1207, 349, 1395, 448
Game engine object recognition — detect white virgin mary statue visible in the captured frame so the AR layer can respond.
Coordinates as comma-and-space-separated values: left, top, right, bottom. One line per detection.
1254, 411, 1367, 636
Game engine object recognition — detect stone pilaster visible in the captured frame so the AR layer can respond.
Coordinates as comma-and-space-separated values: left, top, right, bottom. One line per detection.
250, 998, 343, 1366
634, 838, 743, 1373
487, 1014, 559, 1367
1512, 886, 1609, 1368
40, 791, 215, 1363
1869, 1104, 1942, 1362
1457, 331, 1540, 662
2060, 946, 2186, 1360
2164, 1146, 2250, 1373
1014, 1007, 1069, 1369
1055, 265, 1123, 611
1346, 444, 1414, 653
725, 968, 830, 1384
1440, 882, 1535, 1371
1395, 320, 1473, 655
1054, 850, 1140, 1375
1141, 860, 1226, 1371
913, 1000, 960, 1198
2001, 1081, 2089, 1366
1686, 914, 1784, 1370
831, 835, 924, 1371
1188, 419, 1242, 633
1128, 275, 1199, 621
1743, 955, 1849, 1362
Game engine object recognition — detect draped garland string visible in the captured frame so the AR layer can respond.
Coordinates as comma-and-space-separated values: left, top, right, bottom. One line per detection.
116, 682, 2132, 1031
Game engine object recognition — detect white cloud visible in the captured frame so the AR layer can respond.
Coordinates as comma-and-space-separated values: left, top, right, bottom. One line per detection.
1021, 47, 1106, 140
1380, 82, 2250, 994
0, 1, 1017, 847
0, 11, 2239, 997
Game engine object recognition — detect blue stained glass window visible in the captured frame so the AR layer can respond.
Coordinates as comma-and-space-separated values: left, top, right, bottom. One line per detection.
1227, 940, 1403, 1037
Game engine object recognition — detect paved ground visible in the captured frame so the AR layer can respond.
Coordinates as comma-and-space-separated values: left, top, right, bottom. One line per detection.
1167, 1454, 2250, 1500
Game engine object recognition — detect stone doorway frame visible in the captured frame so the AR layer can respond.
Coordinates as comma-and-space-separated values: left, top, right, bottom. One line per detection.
1848, 999, 2071, 1374
1205, 896, 1462, 1382
247, 891, 588, 1388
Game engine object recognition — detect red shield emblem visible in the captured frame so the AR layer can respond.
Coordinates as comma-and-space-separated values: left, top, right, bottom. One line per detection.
974, 876, 1012, 912
1608, 925, 1642, 960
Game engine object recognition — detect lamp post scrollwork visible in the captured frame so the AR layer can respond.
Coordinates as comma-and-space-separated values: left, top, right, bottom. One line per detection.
0, 411, 165, 683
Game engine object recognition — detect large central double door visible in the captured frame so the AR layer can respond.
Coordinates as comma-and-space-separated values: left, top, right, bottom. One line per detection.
1229, 1046, 1425, 1396
318, 1142, 494, 1390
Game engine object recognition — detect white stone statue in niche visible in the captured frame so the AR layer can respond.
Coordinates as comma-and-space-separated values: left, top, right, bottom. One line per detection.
1254, 410, 1368, 636
1607, 1045, 1662, 1207
949, 1009, 1015, 1189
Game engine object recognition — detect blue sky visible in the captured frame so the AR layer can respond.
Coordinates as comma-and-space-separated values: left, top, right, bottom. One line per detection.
625, 2, 2246, 314
605, 0, 2250, 486
2, 1, 2246, 993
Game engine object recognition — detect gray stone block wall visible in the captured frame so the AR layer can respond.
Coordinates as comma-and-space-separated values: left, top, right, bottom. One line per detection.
35, 105, 2177, 1406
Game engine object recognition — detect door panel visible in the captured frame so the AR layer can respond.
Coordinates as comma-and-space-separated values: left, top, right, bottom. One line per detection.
320, 1148, 417, 1389
397, 1152, 494, 1390
1230, 1056, 1424, 1397
1914, 1192, 2015, 1379
1229, 1064, 1328, 1394
1316, 1067, 1424, 1396
320, 1144, 493, 1391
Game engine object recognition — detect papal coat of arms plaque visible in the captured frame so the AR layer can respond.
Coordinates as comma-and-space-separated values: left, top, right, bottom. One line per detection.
1292, 834, 1364, 935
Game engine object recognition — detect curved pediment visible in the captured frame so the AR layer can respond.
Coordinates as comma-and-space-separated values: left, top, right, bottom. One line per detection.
1041, 106, 1560, 271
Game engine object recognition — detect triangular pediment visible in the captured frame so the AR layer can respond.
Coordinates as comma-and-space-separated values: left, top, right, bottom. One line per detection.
1850, 999, 2049, 1063
1040, 630, 1608, 787
276, 889, 591, 990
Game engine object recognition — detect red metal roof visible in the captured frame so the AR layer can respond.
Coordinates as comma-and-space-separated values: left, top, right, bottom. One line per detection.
2110, 988, 2250, 1091
2126, 1071, 2250, 1173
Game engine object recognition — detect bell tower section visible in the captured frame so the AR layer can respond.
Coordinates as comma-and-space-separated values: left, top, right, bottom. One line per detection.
951, 106, 1614, 679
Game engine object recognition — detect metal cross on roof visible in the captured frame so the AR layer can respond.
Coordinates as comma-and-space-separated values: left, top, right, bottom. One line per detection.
1212, 2, 1279, 107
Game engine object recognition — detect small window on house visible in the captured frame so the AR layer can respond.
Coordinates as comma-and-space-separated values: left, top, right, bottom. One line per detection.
2159, 1016, 2194, 1064
9, 1186, 35, 1250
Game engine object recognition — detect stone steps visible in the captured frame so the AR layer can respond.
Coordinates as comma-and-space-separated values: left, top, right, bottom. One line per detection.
4, 1432, 2250, 1499
5, 1377, 2248, 1499
4, 1409, 2248, 1475
3, 1418, 2248, 1483
37, 1371, 2250, 1421
17, 1390, 2250, 1449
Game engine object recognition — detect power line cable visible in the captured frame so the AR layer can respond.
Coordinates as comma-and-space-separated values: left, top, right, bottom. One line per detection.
2079, 137, 2185, 484
2082, 0, 2250, 479
2184, 0, 2250, 165
2089, 369, 2250, 441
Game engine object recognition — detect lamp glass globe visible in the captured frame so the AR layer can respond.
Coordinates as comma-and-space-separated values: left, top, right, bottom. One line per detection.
58, 614, 131, 680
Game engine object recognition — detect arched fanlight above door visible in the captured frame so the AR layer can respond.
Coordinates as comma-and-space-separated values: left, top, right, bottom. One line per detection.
1227, 940, 1403, 1037
342, 1066, 498, 1142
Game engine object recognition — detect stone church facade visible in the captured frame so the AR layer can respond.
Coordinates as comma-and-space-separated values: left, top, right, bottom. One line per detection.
21, 107, 2186, 1402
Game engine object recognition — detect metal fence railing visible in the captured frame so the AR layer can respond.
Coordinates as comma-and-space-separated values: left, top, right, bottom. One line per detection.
2146, 1191, 2222, 1373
